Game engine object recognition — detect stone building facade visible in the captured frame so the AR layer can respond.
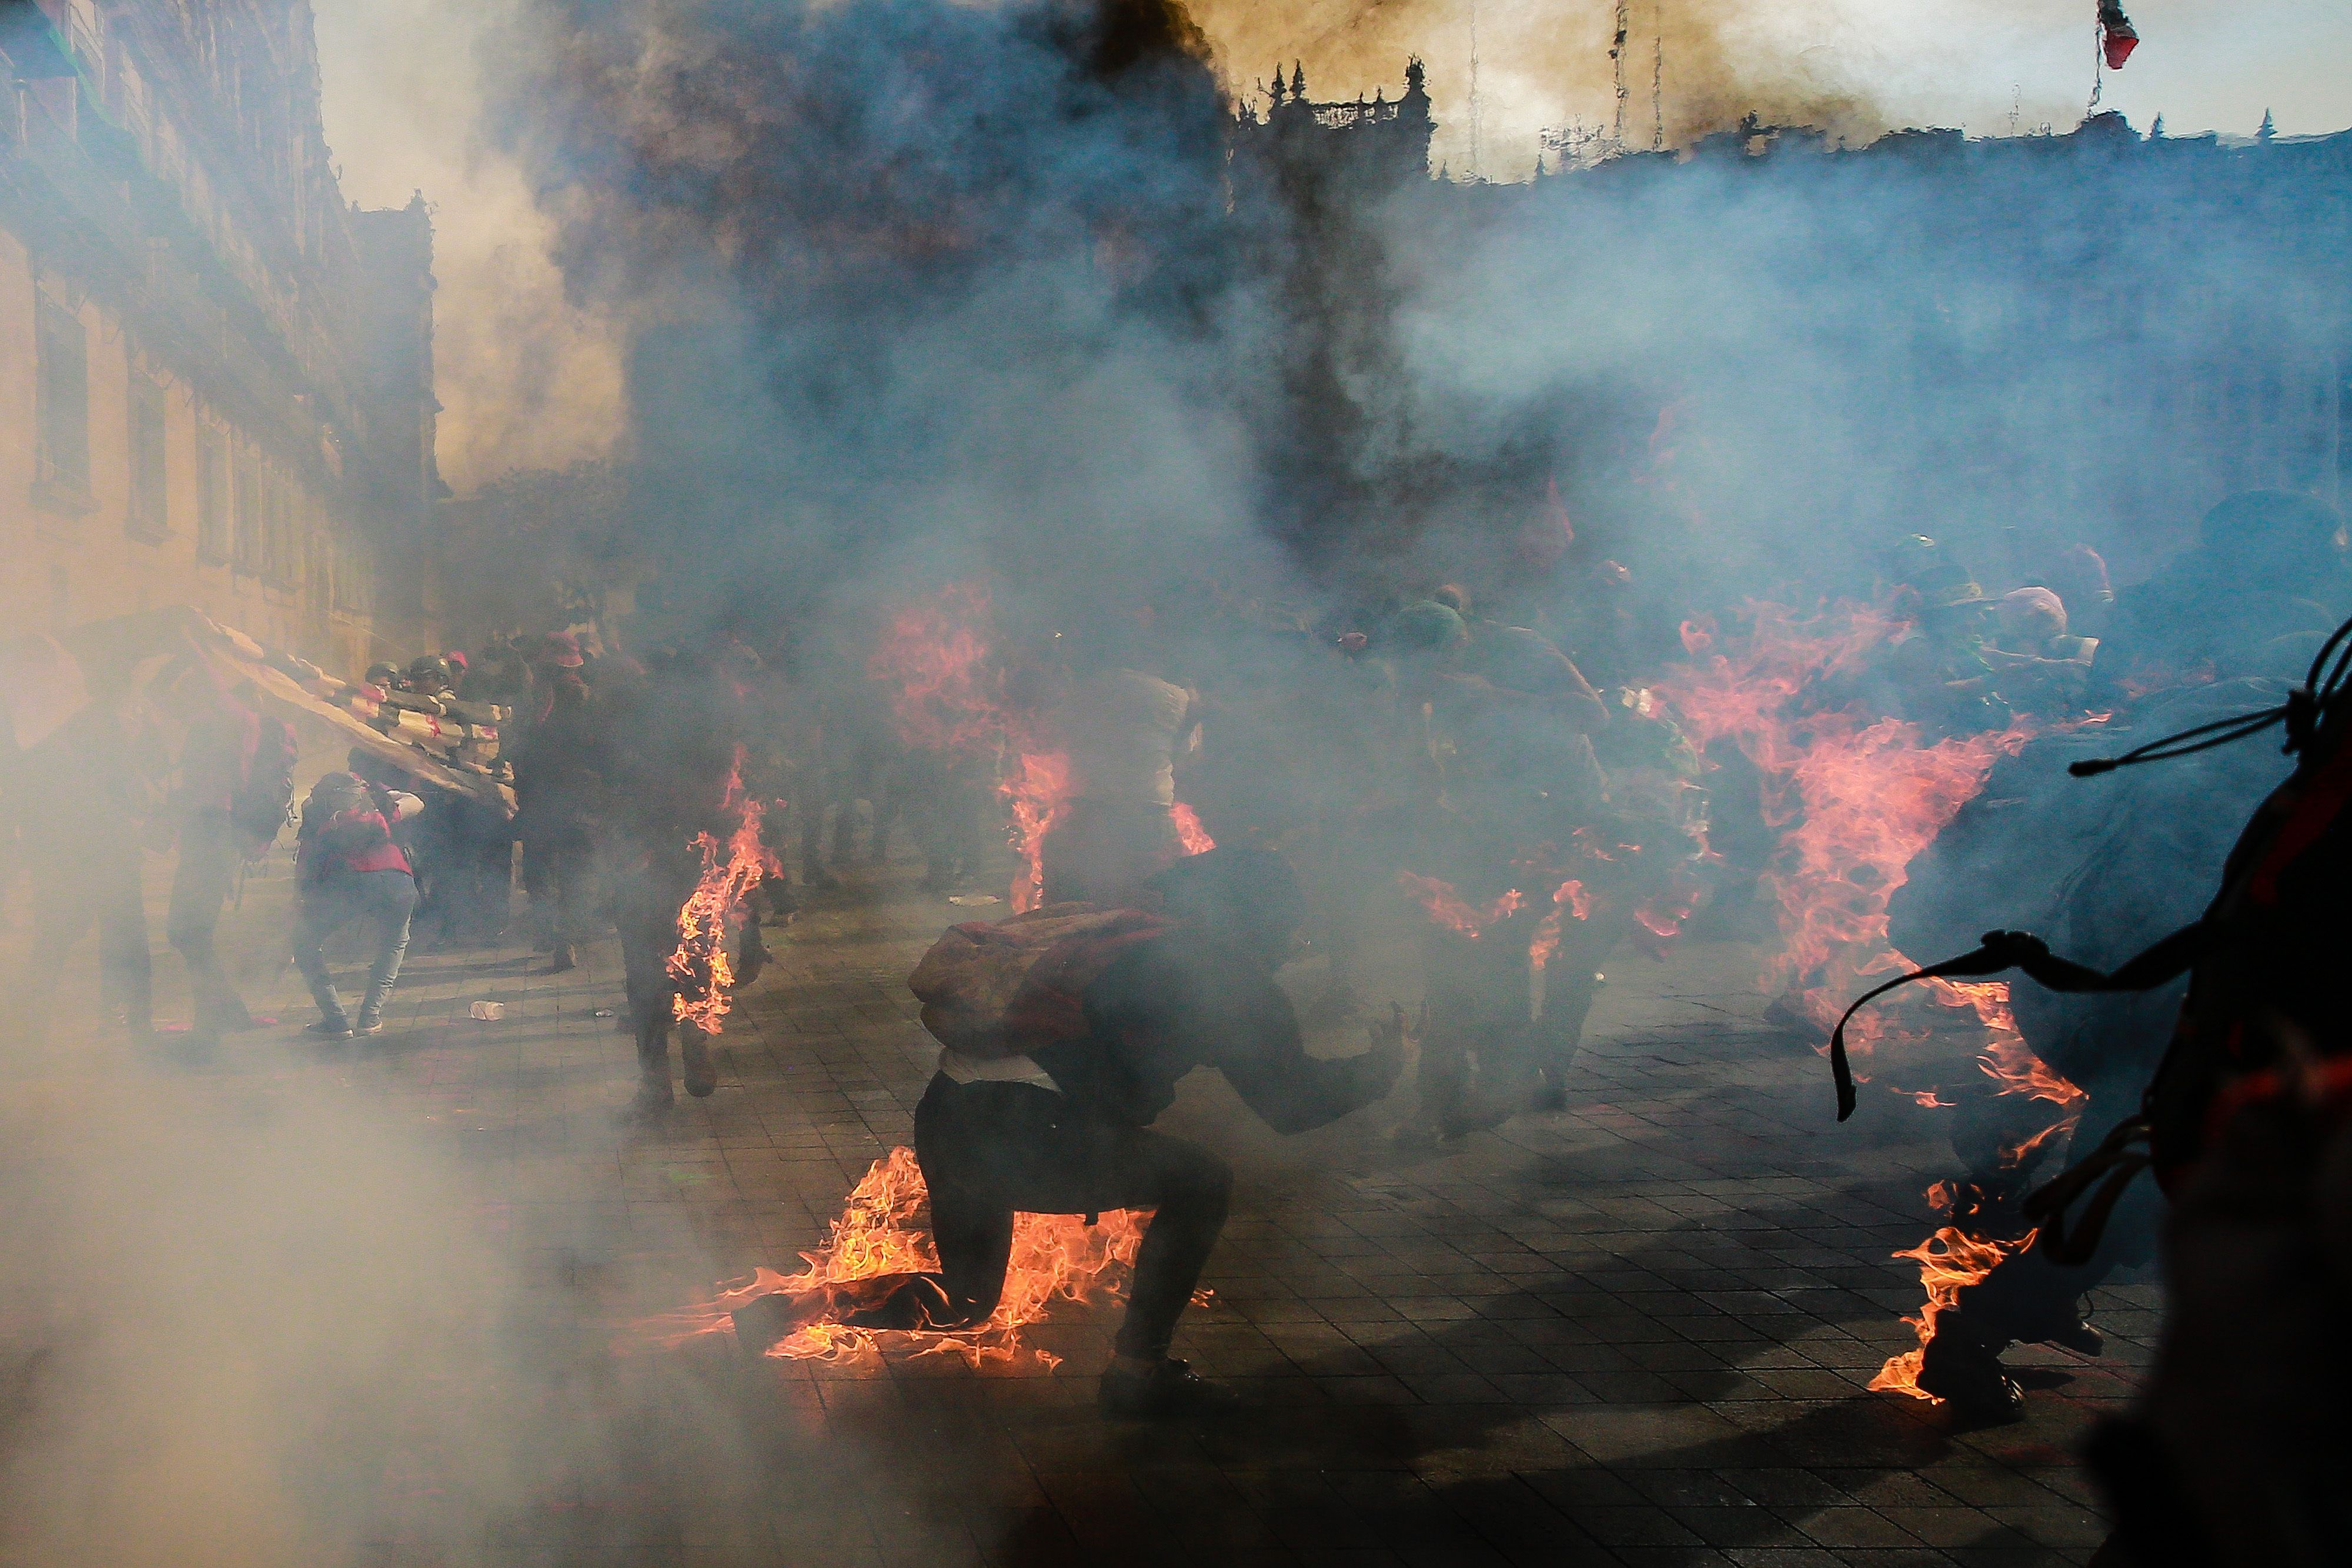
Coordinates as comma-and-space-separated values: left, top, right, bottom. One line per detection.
0, 0, 442, 676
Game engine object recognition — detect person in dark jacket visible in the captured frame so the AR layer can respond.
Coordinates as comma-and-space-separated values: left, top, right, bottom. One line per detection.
603, 650, 766, 1116
165, 673, 293, 1036
513, 633, 602, 971
293, 771, 420, 1039
910, 848, 1403, 1416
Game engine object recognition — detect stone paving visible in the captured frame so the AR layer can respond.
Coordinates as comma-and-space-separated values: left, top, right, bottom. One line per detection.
0, 850, 2153, 1566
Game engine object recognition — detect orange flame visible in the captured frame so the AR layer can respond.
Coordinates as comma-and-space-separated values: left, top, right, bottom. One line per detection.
667, 747, 783, 1033
1526, 880, 1591, 972
1001, 751, 1071, 912
1398, 873, 1522, 939
1171, 801, 1215, 855
1869, 1223, 2034, 1400
1658, 603, 2036, 1072
627, 1148, 1179, 1370
868, 580, 1002, 756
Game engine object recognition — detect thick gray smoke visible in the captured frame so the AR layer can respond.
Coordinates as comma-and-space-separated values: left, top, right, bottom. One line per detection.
481, 0, 1301, 643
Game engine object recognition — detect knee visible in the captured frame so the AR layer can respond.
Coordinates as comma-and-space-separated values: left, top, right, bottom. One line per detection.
1167, 1147, 1234, 1221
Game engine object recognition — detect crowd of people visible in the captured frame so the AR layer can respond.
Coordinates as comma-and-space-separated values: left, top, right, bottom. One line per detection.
5, 489, 2346, 1453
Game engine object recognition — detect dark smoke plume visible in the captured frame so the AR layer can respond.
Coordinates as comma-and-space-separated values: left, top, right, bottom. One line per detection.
483, 0, 1295, 638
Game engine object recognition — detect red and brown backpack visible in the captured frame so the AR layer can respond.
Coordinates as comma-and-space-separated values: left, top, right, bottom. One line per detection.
908, 903, 1170, 1060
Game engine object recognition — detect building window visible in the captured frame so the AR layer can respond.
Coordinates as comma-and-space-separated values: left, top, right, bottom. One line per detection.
127, 368, 168, 540
196, 426, 229, 561
233, 450, 263, 571
34, 295, 92, 502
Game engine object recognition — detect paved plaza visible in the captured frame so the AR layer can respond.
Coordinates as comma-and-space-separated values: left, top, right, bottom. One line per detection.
1, 853, 2151, 1567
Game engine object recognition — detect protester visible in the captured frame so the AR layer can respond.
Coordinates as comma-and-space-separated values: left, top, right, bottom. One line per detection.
292, 770, 420, 1039
1981, 586, 2098, 714
1037, 624, 1198, 907
513, 632, 602, 970
1, 637, 163, 1047
164, 669, 296, 1037
603, 648, 761, 1117
906, 848, 1402, 1414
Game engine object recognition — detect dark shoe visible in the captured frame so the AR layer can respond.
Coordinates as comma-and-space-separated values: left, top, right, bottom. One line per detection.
680, 1030, 718, 1098
1917, 1329, 2027, 1424
549, 943, 578, 974
1529, 1078, 1569, 1113
354, 1015, 385, 1038
306, 1019, 354, 1041
1098, 1358, 1237, 1418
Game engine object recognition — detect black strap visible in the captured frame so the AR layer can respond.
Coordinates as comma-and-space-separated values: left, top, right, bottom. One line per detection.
2022, 1114, 2153, 1265
1826, 922, 2210, 1121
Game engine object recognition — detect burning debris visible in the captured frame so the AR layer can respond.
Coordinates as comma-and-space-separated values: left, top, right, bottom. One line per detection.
633, 1148, 1166, 1369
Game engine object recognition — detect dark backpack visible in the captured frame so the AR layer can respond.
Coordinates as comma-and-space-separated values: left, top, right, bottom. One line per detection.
229, 717, 299, 848
908, 904, 1170, 1059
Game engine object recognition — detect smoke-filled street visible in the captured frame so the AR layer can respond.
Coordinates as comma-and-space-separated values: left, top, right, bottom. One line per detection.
1, 858, 2149, 1563
6, 0, 2352, 1564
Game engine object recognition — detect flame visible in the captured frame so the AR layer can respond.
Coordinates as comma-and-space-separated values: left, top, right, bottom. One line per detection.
1171, 801, 1215, 855
1527, 880, 1592, 972
868, 580, 1001, 755
667, 747, 783, 1033
1658, 603, 2036, 1072
1001, 751, 1071, 912
1975, 1020, 2087, 1109
1869, 1223, 2033, 1400
627, 1148, 1179, 1370
1398, 873, 1522, 939
1925, 1179, 1956, 1212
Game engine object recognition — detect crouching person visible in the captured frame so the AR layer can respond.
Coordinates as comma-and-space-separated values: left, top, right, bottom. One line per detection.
294, 771, 420, 1039
908, 847, 1403, 1416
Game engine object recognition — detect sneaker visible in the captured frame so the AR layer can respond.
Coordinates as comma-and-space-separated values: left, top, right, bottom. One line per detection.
1917, 1330, 2027, 1424
306, 1019, 354, 1041
354, 1016, 385, 1038
680, 1031, 718, 1098
1098, 1358, 1238, 1418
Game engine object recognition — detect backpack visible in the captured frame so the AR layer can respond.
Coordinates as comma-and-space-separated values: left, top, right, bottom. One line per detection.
300, 772, 393, 871
229, 716, 299, 848
907, 904, 1170, 1059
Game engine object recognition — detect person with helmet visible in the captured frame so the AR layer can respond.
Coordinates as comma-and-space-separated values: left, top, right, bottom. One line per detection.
894, 848, 1403, 1415
365, 660, 409, 695
1981, 586, 2099, 715
406, 654, 455, 699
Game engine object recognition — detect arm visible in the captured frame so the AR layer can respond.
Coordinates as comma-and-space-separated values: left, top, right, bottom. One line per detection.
1213, 985, 1404, 1135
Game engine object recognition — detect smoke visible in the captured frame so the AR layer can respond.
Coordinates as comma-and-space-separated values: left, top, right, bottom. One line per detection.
469, 0, 1297, 641
0, 1004, 856, 1568
316, 0, 627, 491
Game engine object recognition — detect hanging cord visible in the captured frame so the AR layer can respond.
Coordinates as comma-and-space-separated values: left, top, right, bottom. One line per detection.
2069, 611, 2352, 778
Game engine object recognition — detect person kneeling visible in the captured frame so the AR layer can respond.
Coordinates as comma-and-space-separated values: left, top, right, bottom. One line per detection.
907, 848, 1402, 1417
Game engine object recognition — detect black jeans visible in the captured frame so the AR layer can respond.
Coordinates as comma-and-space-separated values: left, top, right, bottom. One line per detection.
913, 1075, 1231, 1360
